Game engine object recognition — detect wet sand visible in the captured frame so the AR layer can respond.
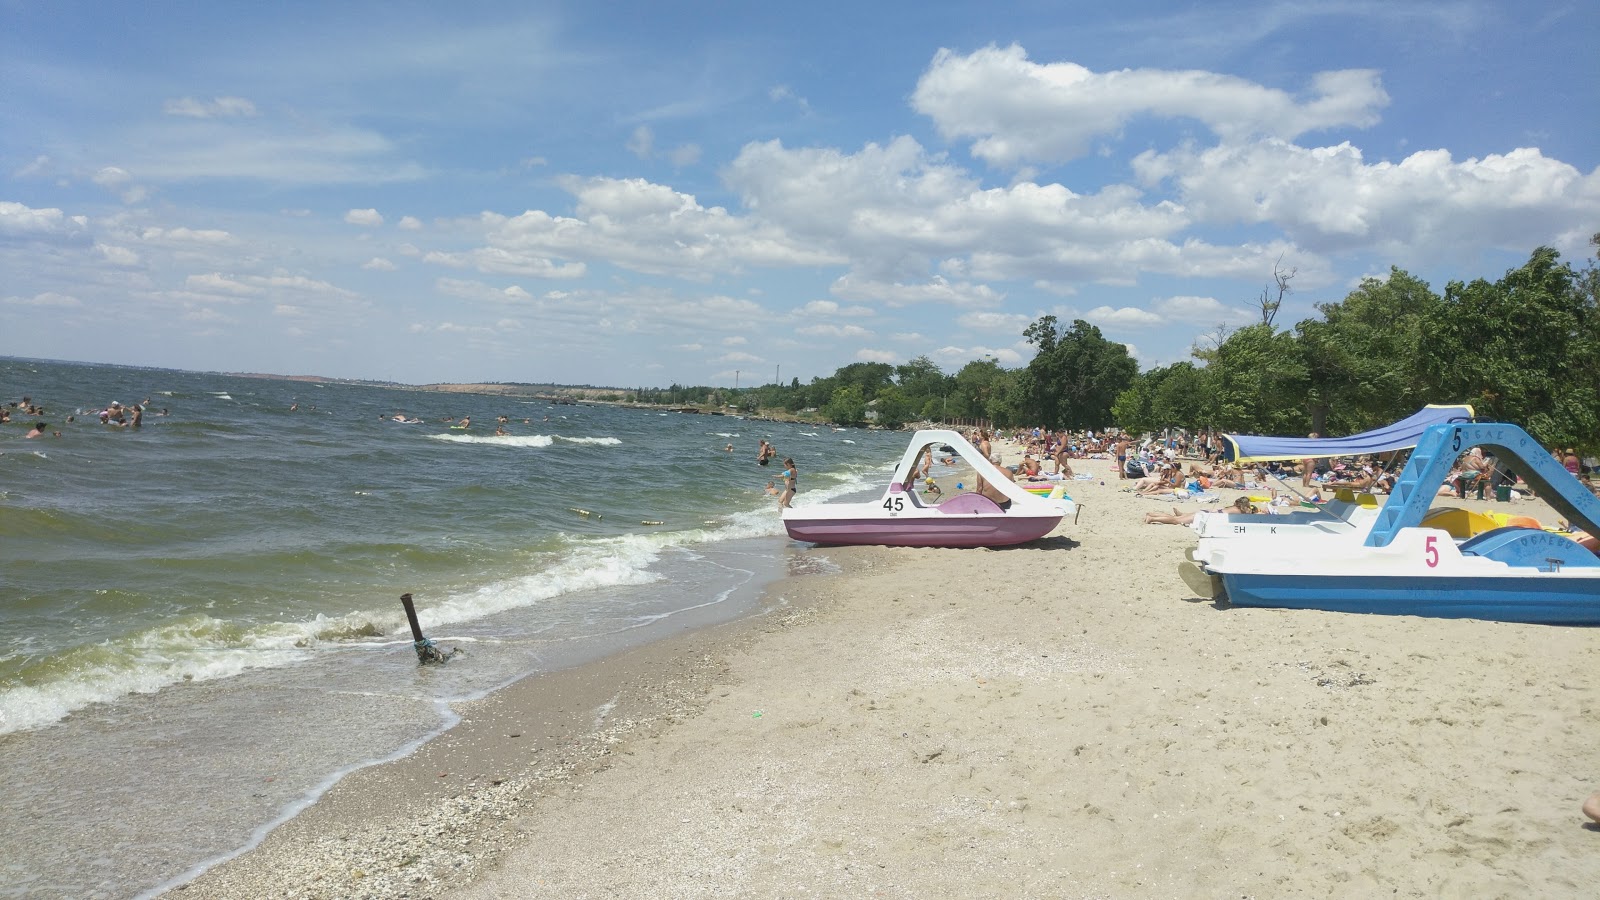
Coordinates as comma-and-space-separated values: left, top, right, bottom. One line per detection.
181, 451, 1600, 898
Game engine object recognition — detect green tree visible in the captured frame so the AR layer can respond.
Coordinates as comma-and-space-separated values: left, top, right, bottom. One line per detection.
872, 386, 913, 429
1202, 323, 1308, 433
1295, 267, 1441, 435
1419, 247, 1597, 447
822, 385, 868, 426
949, 358, 1007, 420
985, 367, 1026, 427
1021, 316, 1138, 429
894, 355, 949, 410
1113, 362, 1213, 434
832, 362, 895, 401
1111, 372, 1158, 434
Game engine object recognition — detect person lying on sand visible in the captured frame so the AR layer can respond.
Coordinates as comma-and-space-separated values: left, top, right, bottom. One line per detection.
1130, 466, 1181, 495
1144, 496, 1256, 526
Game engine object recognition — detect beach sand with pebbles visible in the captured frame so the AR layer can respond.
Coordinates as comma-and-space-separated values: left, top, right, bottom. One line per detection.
181, 442, 1600, 899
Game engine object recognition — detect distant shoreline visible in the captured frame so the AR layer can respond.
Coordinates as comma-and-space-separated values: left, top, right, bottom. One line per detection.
227, 370, 878, 426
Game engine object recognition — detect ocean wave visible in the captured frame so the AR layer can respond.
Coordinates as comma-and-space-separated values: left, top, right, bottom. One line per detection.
428, 433, 555, 447
0, 454, 890, 736
426, 433, 621, 447
0, 615, 317, 735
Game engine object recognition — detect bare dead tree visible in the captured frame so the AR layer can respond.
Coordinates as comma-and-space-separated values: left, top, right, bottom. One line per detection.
1257, 257, 1297, 328
1190, 322, 1233, 361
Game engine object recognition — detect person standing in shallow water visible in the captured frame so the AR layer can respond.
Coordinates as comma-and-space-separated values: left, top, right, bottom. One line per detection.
778, 457, 797, 509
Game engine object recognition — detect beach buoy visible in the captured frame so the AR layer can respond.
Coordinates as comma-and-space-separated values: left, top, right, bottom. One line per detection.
641, 520, 664, 526
569, 507, 602, 520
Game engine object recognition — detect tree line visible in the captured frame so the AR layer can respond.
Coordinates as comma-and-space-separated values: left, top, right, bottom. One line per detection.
1115, 241, 1599, 451
628, 240, 1598, 452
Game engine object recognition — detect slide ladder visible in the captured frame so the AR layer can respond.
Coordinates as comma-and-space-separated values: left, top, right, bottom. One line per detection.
1365, 423, 1600, 547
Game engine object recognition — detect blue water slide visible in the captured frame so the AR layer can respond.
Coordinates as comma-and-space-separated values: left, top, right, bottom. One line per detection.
1364, 423, 1600, 548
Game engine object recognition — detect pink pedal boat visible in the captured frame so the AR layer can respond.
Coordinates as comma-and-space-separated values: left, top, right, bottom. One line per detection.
781, 429, 1073, 548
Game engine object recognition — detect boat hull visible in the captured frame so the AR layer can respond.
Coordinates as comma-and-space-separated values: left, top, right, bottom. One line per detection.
1221, 572, 1600, 625
784, 514, 1060, 548
777, 428, 1072, 549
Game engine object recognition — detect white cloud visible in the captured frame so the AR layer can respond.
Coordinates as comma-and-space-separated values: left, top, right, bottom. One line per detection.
273, 304, 305, 316
1153, 295, 1255, 325
1133, 140, 1600, 260
95, 244, 141, 266
855, 348, 898, 363
163, 96, 259, 118
436, 278, 535, 303
107, 120, 426, 185
423, 248, 586, 279
251, 274, 359, 299
627, 125, 654, 160
768, 84, 812, 113
345, 208, 384, 226
722, 335, 748, 345
14, 155, 52, 178
362, 257, 396, 271
141, 226, 234, 244
1084, 305, 1164, 328
468, 176, 841, 279
932, 344, 1023, 366
831, 274, 1003, 308
957, 310, 1032, 332
797, 323, 873, 338
0, 201, 88, 237
92, 167, 132, 188
726, 137, 1264, 288
668, 144, 702, 167
912, 45, 1389, 166
3, 291, 81, 307
718, 351, 762, 364
798, 299, 874, 317
186, 273, 260, 296
397, 216, 423, 230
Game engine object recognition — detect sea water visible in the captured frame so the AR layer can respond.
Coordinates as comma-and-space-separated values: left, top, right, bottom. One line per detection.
0, 357, 903, 898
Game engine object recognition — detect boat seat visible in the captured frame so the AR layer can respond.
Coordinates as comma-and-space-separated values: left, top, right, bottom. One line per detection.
937, 493, 1005, 515
1458, 526, 1600, 569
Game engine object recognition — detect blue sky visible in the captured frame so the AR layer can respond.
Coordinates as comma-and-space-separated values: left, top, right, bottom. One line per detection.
3, 1, 1596, 387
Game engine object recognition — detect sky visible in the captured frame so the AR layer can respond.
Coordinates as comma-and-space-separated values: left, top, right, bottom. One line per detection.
2, 1, 1596, 387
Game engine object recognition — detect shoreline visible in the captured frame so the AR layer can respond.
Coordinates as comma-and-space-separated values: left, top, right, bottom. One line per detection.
179, 448, 1600, 897
175, 541, 879, 898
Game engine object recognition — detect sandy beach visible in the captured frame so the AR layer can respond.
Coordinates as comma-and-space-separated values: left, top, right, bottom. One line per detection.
181, 444, 1600, 898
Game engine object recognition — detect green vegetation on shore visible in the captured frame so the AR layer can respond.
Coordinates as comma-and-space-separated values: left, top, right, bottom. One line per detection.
626, 241, 1600, 452
1115, 242, 1599, 451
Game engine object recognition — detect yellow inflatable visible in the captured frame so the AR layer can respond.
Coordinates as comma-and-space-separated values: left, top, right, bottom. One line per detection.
1421, 507, 1499, 539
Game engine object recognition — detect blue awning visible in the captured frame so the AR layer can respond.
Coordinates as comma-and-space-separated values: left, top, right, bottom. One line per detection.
1222, 404, 1476, 463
